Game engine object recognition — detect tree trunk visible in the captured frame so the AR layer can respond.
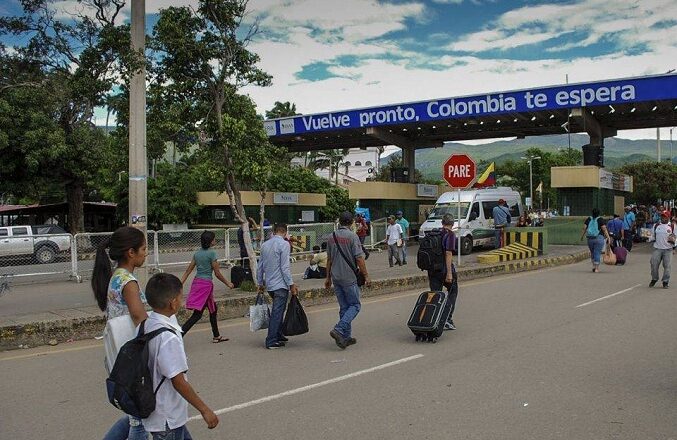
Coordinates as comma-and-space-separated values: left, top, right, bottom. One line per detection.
258, 190, 266, 244
66, 179, 85, 233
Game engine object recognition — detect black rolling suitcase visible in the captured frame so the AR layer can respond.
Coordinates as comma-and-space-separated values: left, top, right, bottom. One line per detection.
407, 291, 451, 343
231, 265, 253, 288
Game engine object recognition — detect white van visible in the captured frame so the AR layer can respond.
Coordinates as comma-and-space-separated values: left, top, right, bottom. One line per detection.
418, 187, 523, 255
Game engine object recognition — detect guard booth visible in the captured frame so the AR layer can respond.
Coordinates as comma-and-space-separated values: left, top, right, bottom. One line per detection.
349, 182, 450, 236
551, 166, 633, 216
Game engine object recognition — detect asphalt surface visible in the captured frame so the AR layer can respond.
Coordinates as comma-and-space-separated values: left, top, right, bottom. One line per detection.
2, 243, 676, 439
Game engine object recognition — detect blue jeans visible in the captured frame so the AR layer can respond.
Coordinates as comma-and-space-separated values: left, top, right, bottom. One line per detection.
587, 235, 605, 265
266, 288, 289, 347
494, 227, 505, 249
650, 248, 672, 283
334, 283, 361, 338
103, 415, 147, 440
151, 425, 192, 440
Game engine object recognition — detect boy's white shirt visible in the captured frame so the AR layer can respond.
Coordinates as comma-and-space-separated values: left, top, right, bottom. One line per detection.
142, 311, 189, 432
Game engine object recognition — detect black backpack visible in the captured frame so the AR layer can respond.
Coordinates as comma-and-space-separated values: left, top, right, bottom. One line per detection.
417, 230, 445, 272
105, 320, 175, 418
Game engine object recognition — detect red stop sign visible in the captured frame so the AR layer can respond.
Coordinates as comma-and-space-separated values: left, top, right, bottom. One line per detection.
443, 154, 476, 188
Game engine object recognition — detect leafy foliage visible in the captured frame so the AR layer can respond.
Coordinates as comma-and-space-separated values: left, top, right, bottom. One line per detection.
617, 161, 677, 204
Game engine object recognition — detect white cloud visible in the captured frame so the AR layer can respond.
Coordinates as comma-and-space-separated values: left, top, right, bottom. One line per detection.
431, 0, 464, 3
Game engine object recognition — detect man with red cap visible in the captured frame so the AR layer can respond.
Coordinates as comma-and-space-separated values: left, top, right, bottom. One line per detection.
649, 210, 674, 288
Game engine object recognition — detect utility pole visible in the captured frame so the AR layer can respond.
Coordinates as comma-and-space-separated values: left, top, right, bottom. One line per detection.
521, 155, 541, 210
657, 127, 661, 162
129, 0, 148, 285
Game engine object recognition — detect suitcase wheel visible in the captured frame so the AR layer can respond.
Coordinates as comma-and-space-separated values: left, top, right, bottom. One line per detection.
415, 334, 422, 342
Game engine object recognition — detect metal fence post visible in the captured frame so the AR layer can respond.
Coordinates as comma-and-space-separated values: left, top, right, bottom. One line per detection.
225, 228, 230, 261
153, 230, 160, 272
70, 234, 81, 282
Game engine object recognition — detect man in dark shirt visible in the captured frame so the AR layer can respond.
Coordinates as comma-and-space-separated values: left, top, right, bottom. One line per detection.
426, 214, 459, 330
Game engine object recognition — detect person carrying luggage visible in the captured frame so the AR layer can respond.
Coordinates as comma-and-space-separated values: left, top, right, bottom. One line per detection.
606, 213, 624, 249
424, 214, 459, 330
581, 208, 611, 273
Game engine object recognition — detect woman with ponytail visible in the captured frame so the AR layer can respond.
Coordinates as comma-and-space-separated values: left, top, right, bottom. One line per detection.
92, 226, 149, 440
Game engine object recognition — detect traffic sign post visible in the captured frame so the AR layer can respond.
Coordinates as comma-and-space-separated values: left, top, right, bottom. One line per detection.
442, 154, 477, 267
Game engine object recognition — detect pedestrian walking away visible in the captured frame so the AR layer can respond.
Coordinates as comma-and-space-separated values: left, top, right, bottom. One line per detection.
143, 273, 219, 439
257, 223, 298, 349
386, 215, 404, 267
622, 206, 635, 251
606, 213, 625, 249
91, 226, 150, 440
581, 208, 611, 273
492, 199, 511, 249
649, 211, 674, 288
425, 214, 459, 330
326, 211, 370, 349
395, 210, 410, 264
180, 231, 234, 343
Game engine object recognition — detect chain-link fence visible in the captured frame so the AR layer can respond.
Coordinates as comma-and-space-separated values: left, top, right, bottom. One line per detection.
0, 232, 74, 282
3, 222, 384, 283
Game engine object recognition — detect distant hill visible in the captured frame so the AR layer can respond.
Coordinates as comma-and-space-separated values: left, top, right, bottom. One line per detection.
381, 134, 667, 179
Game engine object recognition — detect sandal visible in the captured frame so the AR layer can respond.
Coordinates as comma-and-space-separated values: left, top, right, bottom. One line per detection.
212, 336, 229, 343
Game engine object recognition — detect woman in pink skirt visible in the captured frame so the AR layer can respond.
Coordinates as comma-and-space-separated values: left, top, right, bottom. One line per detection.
181, 231, 234, 342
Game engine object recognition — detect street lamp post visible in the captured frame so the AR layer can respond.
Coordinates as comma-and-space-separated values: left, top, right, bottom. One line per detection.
521, 155, 541, 210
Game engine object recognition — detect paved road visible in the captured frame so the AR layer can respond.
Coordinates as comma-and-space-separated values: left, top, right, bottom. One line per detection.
2, 243, 675, 439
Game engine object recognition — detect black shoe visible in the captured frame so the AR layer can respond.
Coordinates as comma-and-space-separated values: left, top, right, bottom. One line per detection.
330, 329, 347, 349
402, 261, 407, 265
346, 337, 357, 346
266, 342, 285, 349
663, 282, 669, 289
650, 279, 658, 287
389, 264, 393, 268
279, 336, 289, 342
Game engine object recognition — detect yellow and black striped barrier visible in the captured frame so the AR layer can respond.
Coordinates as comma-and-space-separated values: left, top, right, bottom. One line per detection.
477, 242, 538, 264
504, 228, 547, 255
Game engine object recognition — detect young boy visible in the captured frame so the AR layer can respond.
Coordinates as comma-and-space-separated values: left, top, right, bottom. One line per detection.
143, 273, 219, 439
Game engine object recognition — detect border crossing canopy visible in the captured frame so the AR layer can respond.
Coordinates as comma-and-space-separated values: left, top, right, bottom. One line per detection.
264, 73, 677, 152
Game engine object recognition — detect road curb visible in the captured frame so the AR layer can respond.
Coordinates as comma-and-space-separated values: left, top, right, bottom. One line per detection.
0, 249, 589, 351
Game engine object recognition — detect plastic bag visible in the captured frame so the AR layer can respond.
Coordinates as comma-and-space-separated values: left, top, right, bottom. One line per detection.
283, 296, 309, 336
250, 293, 271, 332
103, 314, 136, 374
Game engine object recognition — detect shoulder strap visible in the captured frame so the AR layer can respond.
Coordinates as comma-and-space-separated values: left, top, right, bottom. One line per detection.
332, 232, 358, 273
140, 325, 177, 395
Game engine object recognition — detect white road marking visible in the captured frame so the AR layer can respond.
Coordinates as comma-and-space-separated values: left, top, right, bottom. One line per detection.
575, 284, 642, 308
187, 354, 424, 421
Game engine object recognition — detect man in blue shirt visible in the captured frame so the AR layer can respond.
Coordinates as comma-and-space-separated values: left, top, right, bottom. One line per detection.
606, 214, 624, 248
257, 223, 298, 349
622, 206, 636, 251
492, 199, 511, 249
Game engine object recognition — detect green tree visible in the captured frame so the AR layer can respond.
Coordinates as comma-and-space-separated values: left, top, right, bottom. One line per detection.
617, 161, 677, 204
265, 101, 297, 119
0, 0, 135, 232
150, 0, 274, 278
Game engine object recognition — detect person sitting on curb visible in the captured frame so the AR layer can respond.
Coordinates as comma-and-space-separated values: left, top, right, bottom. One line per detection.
303, 243, 327, 279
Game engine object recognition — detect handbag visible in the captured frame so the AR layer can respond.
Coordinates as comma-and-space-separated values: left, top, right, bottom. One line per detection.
332, 232, 366, 287
282, 295, 309, 336
103, 314, 136, 374
249, 293, 271, 332
602, 246, 616, 265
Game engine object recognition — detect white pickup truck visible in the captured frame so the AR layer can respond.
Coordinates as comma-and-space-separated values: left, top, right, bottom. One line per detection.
0, 225, 71, 264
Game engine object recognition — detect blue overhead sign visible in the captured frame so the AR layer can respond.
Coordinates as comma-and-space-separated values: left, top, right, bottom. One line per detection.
264, 74, 677, 137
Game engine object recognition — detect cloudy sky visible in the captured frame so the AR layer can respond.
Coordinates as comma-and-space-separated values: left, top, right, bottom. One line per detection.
3, 0, 677, 142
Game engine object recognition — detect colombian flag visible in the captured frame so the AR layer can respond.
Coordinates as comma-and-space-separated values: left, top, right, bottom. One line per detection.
473, 162, 496, 188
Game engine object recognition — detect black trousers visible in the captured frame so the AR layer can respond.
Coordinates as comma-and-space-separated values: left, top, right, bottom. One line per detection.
428, 271, 458, 320
182, 305, 220, 338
